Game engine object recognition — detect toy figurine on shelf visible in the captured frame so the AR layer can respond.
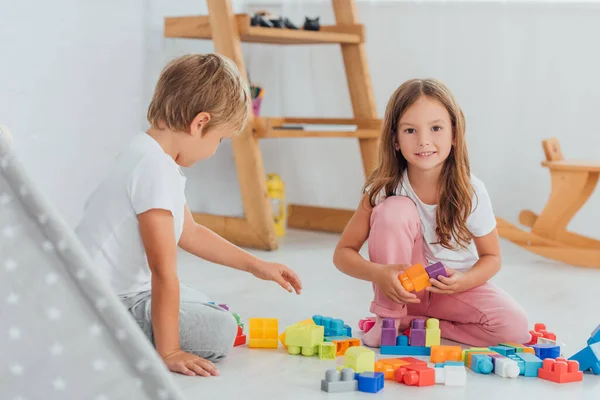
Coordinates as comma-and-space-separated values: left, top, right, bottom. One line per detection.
303, 16, 320, 31
251, 11, 299, 29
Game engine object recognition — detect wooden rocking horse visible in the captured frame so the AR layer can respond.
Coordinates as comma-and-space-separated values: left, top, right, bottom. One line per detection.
496, 137, 600, 268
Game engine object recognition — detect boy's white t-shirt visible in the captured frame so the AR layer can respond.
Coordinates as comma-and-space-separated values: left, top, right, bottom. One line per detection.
75, 132, 187, 298
394, 169, 497, 271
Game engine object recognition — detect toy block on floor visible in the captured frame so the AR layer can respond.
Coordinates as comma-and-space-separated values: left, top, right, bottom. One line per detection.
332, 338, 361, 356
394, 364, 435, 387
285, 324, 324, 356
356, 372, 384, 393
489, 345, 516, 357
410, 319, 426, 346
443, 364, 467, 386
425, 318, 441, 347
469, 354, 493, 374
344, 346, 375, 373
324, 335, 352, 342
248, 318, 278, 348
568, 341, 600, 374
398, 264, 431, 292
381, 335, 431, 356
499, 342, 535, 354
312, 315, 348, 337
515, 352, 543, 377
531, 343, 561, 360
491, 354, 520, 378
588, 323, 600, 346
507, 354, 526, 375
279, 318, 315, 348
430, 345, 462, 363
381, 318, 397, 347
462, 348, 490, 364
234, 325, 246, 347
321, 368, 357, 393
318, 342, 336, 360
374, 358, 410, 380
358, 318, 375, 333
538, 358, 583, 383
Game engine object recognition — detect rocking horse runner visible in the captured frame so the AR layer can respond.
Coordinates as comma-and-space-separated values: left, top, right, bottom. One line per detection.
496, 137, 600, 268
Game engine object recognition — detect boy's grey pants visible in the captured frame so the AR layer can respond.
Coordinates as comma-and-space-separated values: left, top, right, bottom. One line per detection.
122, 284, 238, 362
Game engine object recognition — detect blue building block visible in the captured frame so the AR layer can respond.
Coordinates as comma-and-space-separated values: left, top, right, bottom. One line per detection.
396, 335, 409, 346
434, 363, 445, 368
344, 324, 352, 337
355, 372, 384, 393
380, 346, 431, 356
507, 354, 525, 375
569, 342, 600, 374
313, 315, 347, 337
515, 353, 543, 377
324, 335, 352, 342
444, 361, 465, 367
531, 344, 560, 360
588, 324, 600, 346
489, 345, 516, 357
470, 354, 493, 374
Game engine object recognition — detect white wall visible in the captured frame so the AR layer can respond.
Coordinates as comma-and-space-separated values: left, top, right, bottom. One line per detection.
151, 0, 600, 238
0, 0, 145, 227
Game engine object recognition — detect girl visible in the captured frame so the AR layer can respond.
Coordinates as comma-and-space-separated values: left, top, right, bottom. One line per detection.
333, 79, 529, 347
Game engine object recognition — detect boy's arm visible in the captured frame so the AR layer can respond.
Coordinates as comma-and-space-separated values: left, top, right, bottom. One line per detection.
178, 205, 302, 294
138, 208, 180, 358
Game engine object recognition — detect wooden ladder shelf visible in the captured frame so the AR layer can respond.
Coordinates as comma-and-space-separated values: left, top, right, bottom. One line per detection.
164, 0, 379, 250
496, 137, 600, 268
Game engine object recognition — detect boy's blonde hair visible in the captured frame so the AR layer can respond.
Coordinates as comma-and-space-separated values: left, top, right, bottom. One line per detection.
147, 53, 251, 134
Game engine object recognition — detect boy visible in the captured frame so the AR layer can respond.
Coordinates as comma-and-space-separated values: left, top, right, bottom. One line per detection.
76, 54, 302, 377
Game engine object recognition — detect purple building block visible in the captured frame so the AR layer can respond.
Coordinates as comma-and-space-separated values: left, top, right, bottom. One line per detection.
410, 319, 426, 347
381, 318, 397, 346
425, 262, 447, 280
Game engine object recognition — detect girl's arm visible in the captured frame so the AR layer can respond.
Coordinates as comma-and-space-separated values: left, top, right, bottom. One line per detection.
333, 195, 419, 304
178, 205, 302, 294
428, 228, 501, 294
139, 209, 218, 377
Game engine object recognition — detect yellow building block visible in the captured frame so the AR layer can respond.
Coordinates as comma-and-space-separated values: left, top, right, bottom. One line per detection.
425, 318, 441, 347
343, 346, 375, 373
318, 342, 336, 360
279, 318, 316, 349
248, 318, 279, 349
285, 324, 324, 356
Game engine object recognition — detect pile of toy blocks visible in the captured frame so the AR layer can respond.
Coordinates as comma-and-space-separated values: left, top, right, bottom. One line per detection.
380, 317, 440, 356
568, 323, 600, 377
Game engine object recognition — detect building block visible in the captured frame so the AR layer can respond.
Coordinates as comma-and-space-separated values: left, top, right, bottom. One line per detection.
381, 345, 431, 356
374, 358, 411, 380
398, 263, 431, 292
491, 355, 520, 378
278, 318, 315, 348
248, 318, 278, 348
313, 315, 348, 337
499, 342, 535, 354
489, 345, 516, 357
425, 318, 441, 347
444, 365, 467, 386
321, 368, 358, 393
324, 335, 352, 342
318, 342, 336, 360
469, 354, 493, 374
381, 318, 397, 347
355, 372, 384, 393
344, 324, 352, 337
410, 319, 426, 347
425, 261, 448, 280
568, 342, 600, 374
538, 358, 583, 384
344, 346, 375, 373
234, 325, 246, 347
397, 335, 409, 346
466, 351, 496, 368
358, 318, 375, 333
285, 324, 324, 356
331, 338, 361, 356
531, 344, 560, 360
515, 352, 543, 377
434, 364, 445, 384
444, 361, 465, 366
461, 348, 490, 364
507, 354, 526, 375
430, 345, 462, 363
394, 364, 435, 387
588, 324, 600, 346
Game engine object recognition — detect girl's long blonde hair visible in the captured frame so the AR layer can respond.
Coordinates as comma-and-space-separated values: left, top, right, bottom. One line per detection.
364, 79, 474, 250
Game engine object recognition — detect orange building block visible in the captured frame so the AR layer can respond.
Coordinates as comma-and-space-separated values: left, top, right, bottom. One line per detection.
248, 318, 279, 348
398, 264, 431, 292
394, 364, 435, 387
332, 338, 361, 356
538, 358, 583, 384
430, 346, 463, 363
375, 358, 410, 380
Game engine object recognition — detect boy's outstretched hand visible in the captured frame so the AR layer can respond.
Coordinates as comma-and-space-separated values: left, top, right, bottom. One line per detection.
162, 349, 219, 377
249, 260, 302, 294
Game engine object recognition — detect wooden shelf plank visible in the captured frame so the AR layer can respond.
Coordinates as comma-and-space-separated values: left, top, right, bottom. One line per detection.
542, 160, 600, 172
287, 204, 354, 233
253, 116, 381, 139
164, 14, 363, 44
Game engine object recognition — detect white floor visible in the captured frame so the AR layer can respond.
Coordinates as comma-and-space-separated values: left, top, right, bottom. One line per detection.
173, 229, 600, 399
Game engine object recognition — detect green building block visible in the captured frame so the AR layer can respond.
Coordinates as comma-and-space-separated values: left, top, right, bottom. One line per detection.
344, 346, 375, 373
285, 324, 325, 356
318, 342, 336, 360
